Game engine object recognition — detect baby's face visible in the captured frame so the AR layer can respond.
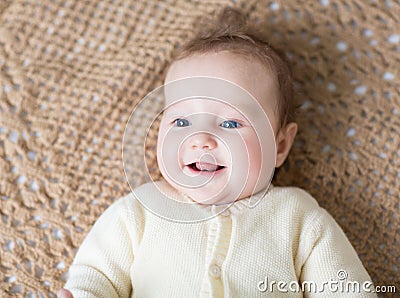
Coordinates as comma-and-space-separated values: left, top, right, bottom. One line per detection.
157, 51, 279, 205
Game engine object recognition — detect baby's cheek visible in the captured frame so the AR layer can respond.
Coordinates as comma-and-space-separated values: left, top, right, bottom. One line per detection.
250, 152, 262, 173
157, 127, 175, 172
245, 133, 262, 158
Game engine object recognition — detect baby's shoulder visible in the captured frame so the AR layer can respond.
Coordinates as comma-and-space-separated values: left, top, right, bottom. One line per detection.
264, 185, 336, 234
117, 182, 157, 207
120, 180, 172, 211
267, 185, 322, 214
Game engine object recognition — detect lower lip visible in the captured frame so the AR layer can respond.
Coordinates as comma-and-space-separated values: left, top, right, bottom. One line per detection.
184, 165, 227, 176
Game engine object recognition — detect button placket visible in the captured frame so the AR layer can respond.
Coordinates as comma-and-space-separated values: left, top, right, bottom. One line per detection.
215, 254, 225, 267
200, 207, 233, 296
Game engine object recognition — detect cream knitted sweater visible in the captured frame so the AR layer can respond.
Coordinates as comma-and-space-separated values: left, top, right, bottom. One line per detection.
65, 181, 376, 297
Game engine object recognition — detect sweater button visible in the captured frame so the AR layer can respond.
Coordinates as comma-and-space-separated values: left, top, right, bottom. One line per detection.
209, 264, 221, 278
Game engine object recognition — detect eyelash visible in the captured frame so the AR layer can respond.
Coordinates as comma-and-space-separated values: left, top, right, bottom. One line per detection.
172, 118, 243, 129
173, 118, 191, 127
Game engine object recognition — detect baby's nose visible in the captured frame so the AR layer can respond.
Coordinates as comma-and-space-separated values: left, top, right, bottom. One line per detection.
189, 133, 217, 150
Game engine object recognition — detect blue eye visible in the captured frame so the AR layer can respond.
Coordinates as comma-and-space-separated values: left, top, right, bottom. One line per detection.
174, 118, 191, 127
220, 120, 242, 129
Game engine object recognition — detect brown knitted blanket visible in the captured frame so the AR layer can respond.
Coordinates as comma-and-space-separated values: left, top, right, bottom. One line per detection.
0, 0, 399, 296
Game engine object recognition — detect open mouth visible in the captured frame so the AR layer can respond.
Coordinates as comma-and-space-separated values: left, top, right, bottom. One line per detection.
186, 162, 226, 173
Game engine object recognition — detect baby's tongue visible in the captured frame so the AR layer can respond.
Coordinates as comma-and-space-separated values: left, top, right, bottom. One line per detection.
196, 162, 217, 172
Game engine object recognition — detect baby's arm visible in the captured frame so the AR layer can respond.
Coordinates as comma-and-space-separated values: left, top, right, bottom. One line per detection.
300, 208, 377, 297
64, 197, 135, 298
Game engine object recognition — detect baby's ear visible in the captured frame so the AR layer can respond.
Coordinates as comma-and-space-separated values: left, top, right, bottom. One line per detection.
275, 122, 298, 168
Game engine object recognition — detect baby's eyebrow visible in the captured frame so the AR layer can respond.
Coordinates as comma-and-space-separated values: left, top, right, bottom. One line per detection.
163, 110, 249, 118
163, 110, 183, 116
163, 112, 187, 122
220, 109, 249, 120
223, 110, 246, 117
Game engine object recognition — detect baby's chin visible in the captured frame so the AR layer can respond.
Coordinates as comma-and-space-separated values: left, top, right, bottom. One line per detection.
159, 173, 231, 205
159, 170, 266, 205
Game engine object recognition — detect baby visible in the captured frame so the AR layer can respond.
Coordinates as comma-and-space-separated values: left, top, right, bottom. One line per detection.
59, 7, 376, 298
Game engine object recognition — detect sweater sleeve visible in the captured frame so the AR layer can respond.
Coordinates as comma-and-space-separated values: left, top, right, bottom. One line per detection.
64, 196, 137, 298
300, 208, 377, 298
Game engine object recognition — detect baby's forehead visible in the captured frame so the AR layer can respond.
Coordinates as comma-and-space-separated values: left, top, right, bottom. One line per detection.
163, 73, 267, 107
164, 96, 259, 112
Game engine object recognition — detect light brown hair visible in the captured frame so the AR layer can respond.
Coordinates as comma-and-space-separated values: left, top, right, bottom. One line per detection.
171, 7, 296, 129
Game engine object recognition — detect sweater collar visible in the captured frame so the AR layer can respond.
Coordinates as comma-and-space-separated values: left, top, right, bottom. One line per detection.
155, 180, 274, 217
208, 184, 274, 216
